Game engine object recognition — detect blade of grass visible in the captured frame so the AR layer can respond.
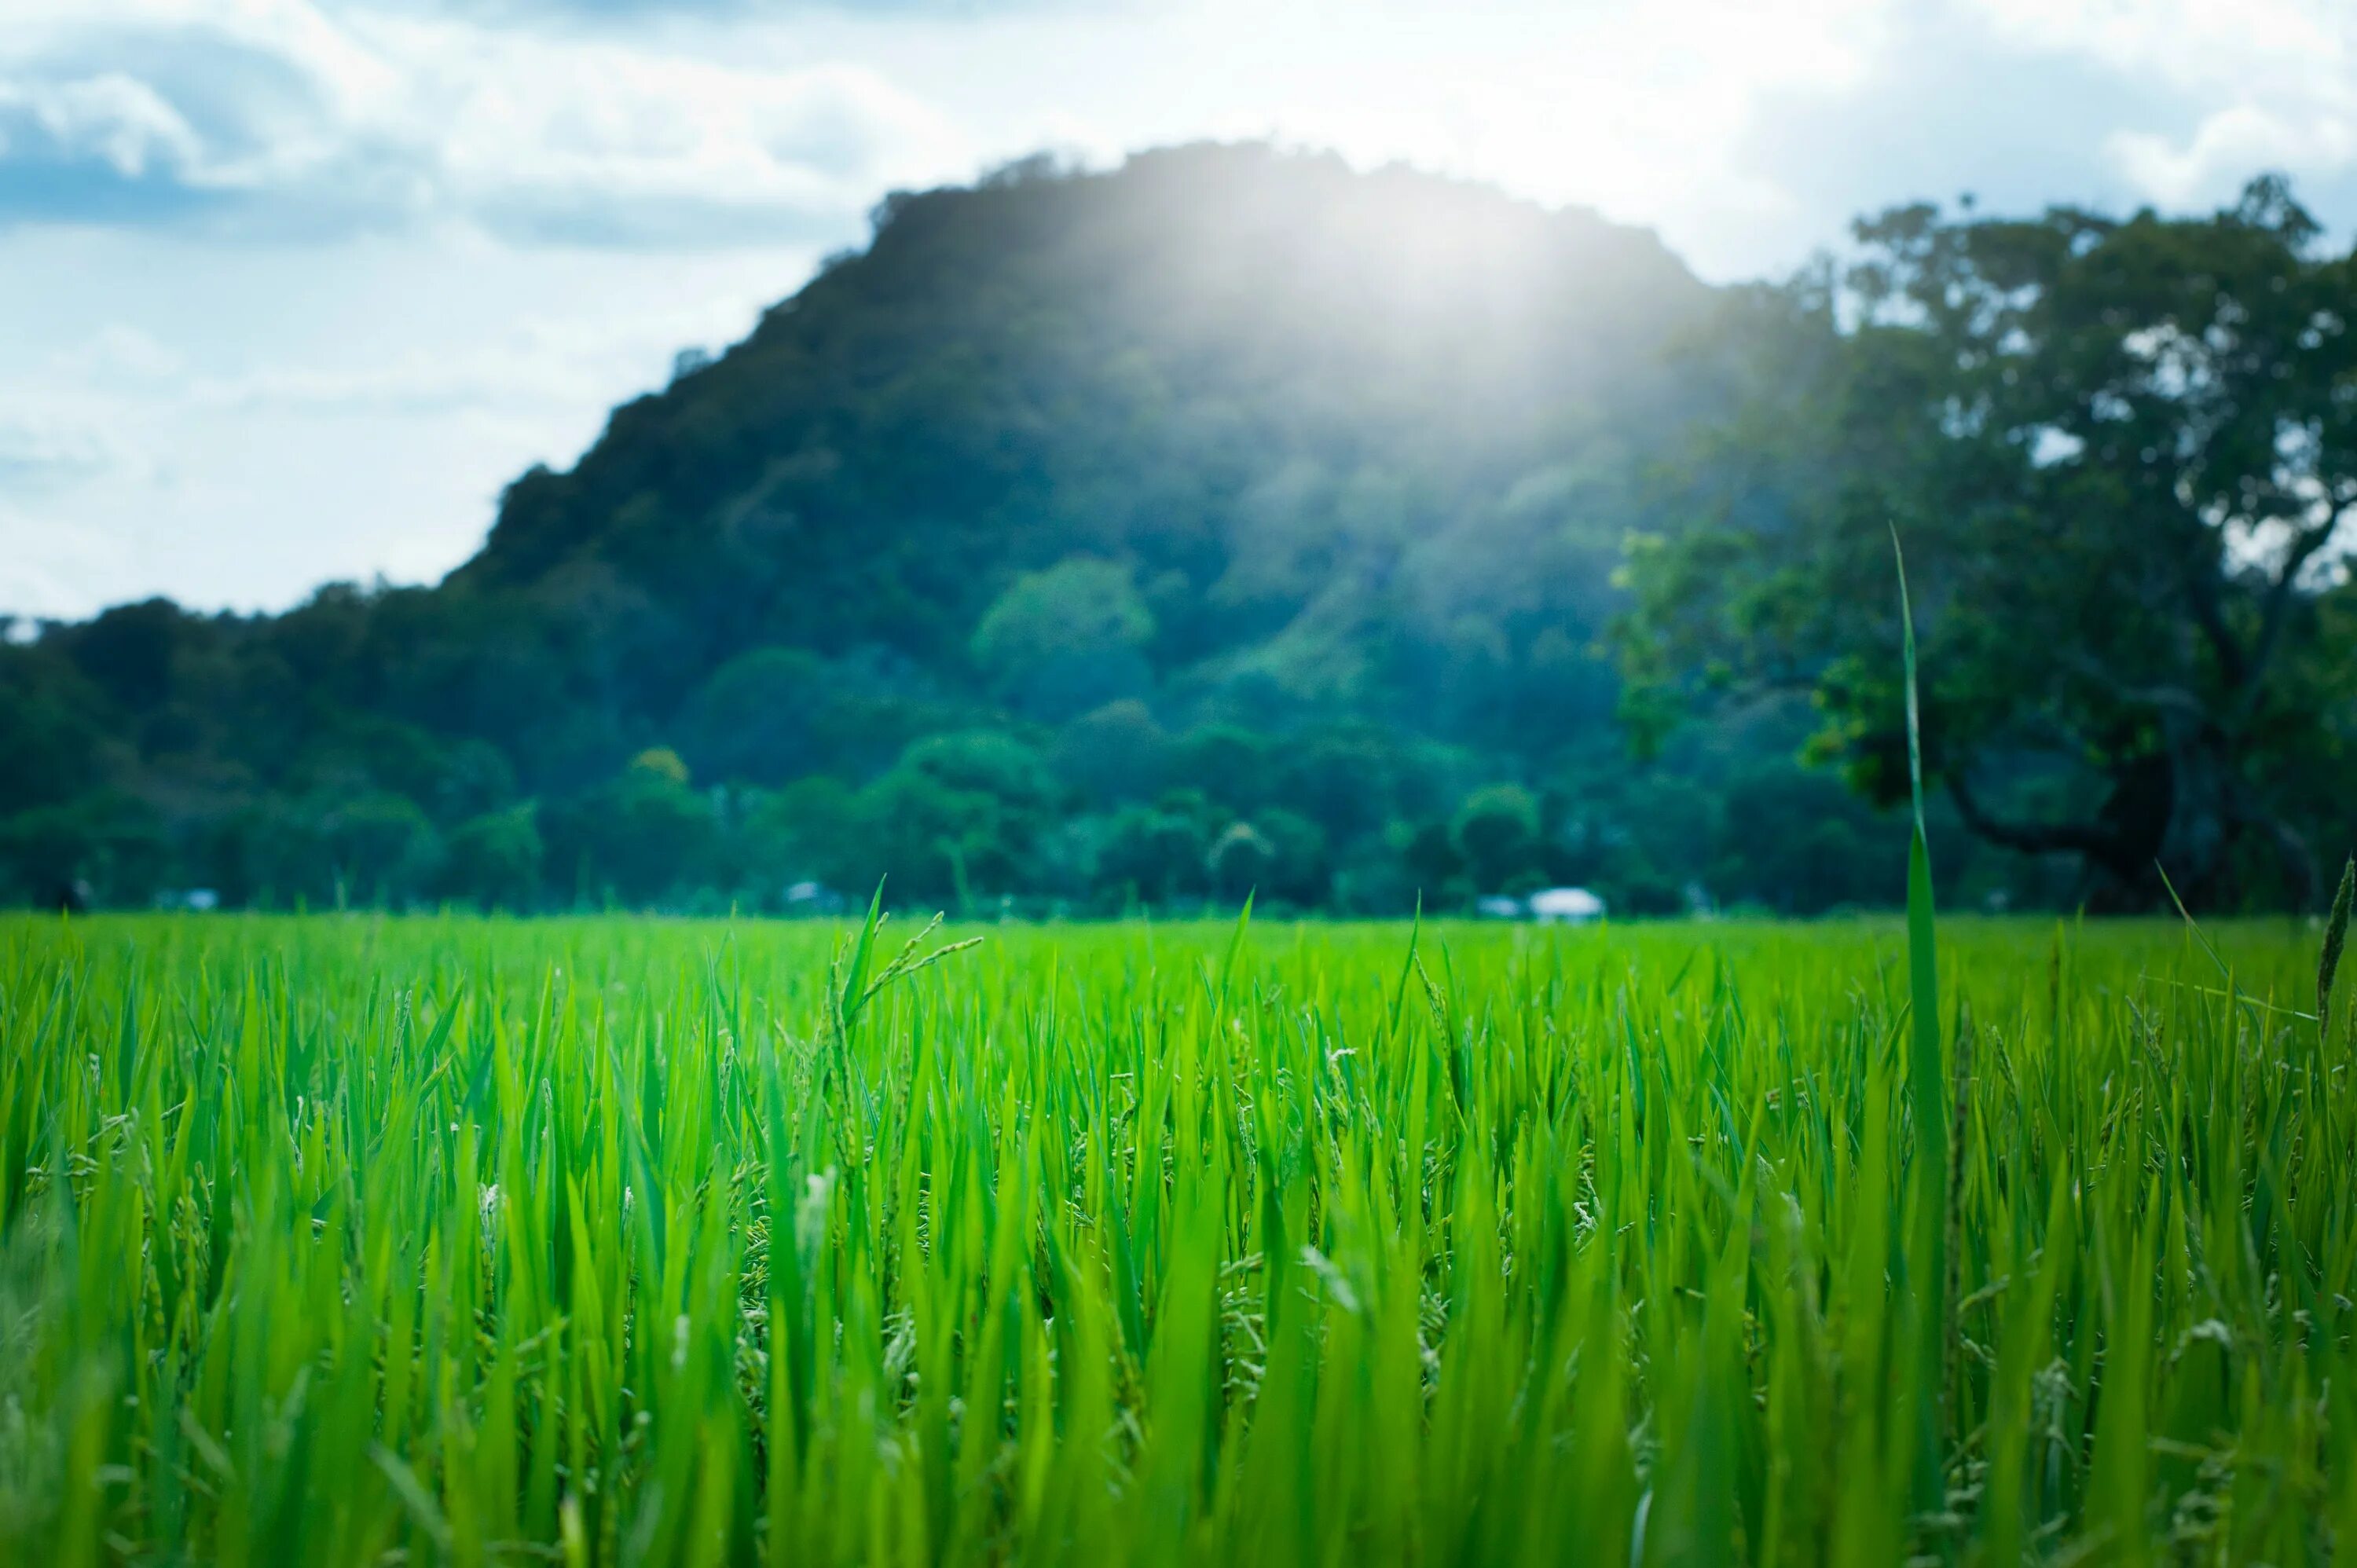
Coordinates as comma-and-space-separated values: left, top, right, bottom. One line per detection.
1893, 526, 1948, 1513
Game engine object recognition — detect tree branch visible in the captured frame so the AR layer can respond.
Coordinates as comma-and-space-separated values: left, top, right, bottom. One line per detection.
2261, 811, 2322, 910
2181, 550, 2249, 691
1945, 769, 2124, 861
2061, 653, 2209, 723
2234, 511, 2343, 721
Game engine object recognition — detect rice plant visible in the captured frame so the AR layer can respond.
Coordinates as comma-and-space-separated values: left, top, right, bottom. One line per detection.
1, 906, 2351, 1566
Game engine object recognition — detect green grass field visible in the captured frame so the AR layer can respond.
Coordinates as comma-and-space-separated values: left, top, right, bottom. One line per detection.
2, 910, 2352, 1565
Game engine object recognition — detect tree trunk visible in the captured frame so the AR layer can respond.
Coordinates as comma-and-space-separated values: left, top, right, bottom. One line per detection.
2077, 754, 2177, 911
2083, 738, 2264, 911
1948, 737, 2310, 912
2151, 741, 2238, 907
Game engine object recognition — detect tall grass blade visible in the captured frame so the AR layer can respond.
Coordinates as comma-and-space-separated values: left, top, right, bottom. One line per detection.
1893, 526, 1948, 1510
2319, 853, 2354, 1048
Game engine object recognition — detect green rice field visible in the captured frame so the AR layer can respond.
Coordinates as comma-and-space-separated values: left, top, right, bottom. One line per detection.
2, 910, 2352, 1565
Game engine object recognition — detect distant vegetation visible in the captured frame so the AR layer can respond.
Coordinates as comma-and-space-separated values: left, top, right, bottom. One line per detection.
3, 145, 2350, 915
1623, 175, 2357, 911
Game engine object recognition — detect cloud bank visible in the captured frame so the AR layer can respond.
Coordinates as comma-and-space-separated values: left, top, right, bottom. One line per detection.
0, 0, 974, 244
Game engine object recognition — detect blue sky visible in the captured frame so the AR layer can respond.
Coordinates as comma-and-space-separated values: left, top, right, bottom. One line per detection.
5, 0, 2355, 621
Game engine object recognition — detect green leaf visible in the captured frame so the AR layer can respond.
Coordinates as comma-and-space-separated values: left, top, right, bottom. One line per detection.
1895, 526, 1948, 1509
2319, 854, 2354, 1048
839, 878, 887, 1033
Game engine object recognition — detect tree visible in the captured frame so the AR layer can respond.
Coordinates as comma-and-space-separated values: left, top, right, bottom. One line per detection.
0, 793, 167, 908
0, 650, 107, 815
1453, 783, 1541, 893
815, 731, 1060, 907
1098, 802, 1210, 907
970, 558, 1156, 722
437, 804, 544, 911
544, 750, 720, 907
1251, 807, 1332, 906
1207, 821, 1274, 903
53, 598, 187, 713
735, 778, 863, 901
1053, 699, 1170, 804
1169, 726, 1274, 816
677, 647, 827, 786
1622, 177, 2357, 907
896, 730, 1058, 815
321, 791, 438, 907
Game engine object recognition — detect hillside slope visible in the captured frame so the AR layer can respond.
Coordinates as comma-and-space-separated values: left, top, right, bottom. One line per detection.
453, 144, 1707, 756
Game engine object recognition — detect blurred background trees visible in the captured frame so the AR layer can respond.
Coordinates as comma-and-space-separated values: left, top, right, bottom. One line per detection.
1619, 175, 2357, 910
2, 148, 2346, 916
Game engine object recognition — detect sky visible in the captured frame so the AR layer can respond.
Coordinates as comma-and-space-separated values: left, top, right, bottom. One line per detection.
5, 0, 2356, 624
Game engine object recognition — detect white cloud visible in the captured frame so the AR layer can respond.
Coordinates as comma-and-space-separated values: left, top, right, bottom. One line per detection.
1967, 0, 2348, 85
0, 508, 134, 621
422, 47, 964, 238
1964, 0, 2357, 207
0, 412, 143, 492
56, 324, 185, 383
0, 0, 977, 241
0, 70, 204, 177
2110, 107, 2357, 207
0, 229, 819, 616
189, 301, 761, 412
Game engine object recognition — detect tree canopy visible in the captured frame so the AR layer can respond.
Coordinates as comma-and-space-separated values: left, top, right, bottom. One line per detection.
1622, 176, 2357, 907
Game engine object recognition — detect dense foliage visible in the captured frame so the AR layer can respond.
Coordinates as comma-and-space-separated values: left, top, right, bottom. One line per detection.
9, 148, 2348, 915
0, 145, 2033, 919
1621, 177, 2357, 910
2, 910, 2352, 1563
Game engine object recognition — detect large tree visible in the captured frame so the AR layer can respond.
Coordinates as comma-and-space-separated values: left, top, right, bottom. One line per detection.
1622, 177, 2357, 907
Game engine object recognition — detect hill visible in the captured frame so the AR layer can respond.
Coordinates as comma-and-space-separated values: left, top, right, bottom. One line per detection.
0, 143, 1961, 915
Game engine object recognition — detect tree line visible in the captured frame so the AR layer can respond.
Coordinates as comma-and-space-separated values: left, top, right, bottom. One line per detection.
4, 148, 2350, 915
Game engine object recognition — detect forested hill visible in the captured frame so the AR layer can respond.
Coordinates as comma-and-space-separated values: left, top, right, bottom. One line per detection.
2, 143, 1963, 917
453, 141, 1707, 740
